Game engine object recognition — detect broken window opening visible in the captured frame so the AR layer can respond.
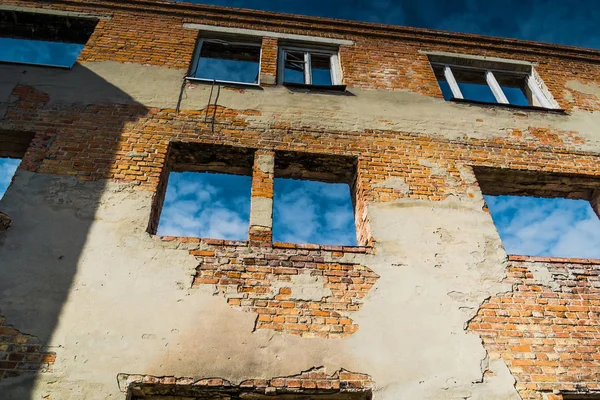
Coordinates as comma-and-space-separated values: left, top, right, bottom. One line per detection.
0, 129, 34, 201
0, 157, 21, 201
188, 37, 261, 85
151, 143, 255, 241
273, 151, 359, 246
279, 46, 341, 86
475, 167, 600, 259
0, 10, 97, 68
429, 54, 556, 109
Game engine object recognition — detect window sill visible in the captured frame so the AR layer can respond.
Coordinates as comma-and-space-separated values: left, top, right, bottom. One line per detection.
153, 235, 374, 253
508, 255, 600, 265
449, 98, 566, 114
283, 82, 348, 93
0, 60, 73, 69
185, 77, 263, 89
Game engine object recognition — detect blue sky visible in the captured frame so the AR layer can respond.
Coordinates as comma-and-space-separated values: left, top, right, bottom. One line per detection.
156, 172, 357, 245
179, 0, 599, 49
0, 158, 21, 201
486, 196, 600, 258
0, 38, 83, 68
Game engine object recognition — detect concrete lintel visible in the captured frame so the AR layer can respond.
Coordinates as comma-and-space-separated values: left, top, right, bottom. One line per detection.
0, 5, 112, 20
421, 50, 536, 67
183, 23, 354, 46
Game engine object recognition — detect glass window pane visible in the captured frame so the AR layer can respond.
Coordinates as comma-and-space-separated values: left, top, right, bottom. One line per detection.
432, 64, 454, 100
157, 171, 251, 240
283, 51, 306, 84
0, 38, 84, 68
452, 68, 497, 103
310, 54, 333, 85
494, 72, 530, 106
273, 178, 357, 245
195, 41, 260, 84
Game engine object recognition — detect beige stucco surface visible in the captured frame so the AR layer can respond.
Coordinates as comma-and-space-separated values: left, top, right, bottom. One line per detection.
0, 58, 598, 399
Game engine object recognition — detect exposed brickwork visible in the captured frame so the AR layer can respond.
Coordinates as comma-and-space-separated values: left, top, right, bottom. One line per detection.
0, 316, 56, 380
188, 239, 377, 338
118, 367, 374, 397
0, 212, 10, 232
6, 85, 599, 201
468, 256, 600, 400
0, 1, 599, 397
3, 0, 599, 111
259, 37, 278, 85
249, 150, 274, 244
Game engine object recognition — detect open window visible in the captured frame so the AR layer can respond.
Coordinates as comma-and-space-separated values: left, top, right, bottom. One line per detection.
429, 53, 557, 109
278, 46, 343, 88
476, 167, 600, 258
0, 10, 98, 68
187, 36, 261, 85
273, 151, 359, 246
150, 143, 254, 241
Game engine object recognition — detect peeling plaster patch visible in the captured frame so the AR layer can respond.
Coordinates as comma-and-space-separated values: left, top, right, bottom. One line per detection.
249, 196, 273, 228
527, 262, 561, 291
256, 154, 274, 174
373, 176, 409, 194
566, 80, 600, 98
419, 158, 447, 177
270, 272, 332, 301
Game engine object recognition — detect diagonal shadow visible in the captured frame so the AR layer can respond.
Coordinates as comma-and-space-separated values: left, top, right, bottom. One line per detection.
0, 62, 149, 399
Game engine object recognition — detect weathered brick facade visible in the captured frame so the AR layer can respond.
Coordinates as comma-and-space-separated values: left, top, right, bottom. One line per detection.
0, 0, 599, 399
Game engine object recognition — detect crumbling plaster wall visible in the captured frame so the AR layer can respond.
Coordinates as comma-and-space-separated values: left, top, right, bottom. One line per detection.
0, 56, 597, 399
0, 62, 599, 152
0, 168, 520, 399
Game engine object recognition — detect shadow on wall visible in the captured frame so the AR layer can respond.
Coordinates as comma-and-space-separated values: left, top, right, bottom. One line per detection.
0, 62, 150, 398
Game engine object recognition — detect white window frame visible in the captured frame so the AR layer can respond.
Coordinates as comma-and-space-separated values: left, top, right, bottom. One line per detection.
278, 46, 342, 86
437, 63, 554, 109
187, 38, 262, 86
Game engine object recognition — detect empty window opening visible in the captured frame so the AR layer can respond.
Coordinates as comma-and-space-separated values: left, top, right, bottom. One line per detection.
151, 143, 255, 241
279, 46, 341, 86
485, 195, 600, 258
273, 151, 358, 246
274, 178, 357, 245
156, 171, 251, 240
0, 10, 98, 68
0, 158, 20, 201
0, 129, 34, 200
429, 53, 555, 109
476, 167, 600, 258
188, 37, 261, 85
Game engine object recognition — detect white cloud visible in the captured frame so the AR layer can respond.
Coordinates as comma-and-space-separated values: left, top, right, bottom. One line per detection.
273, 179, 357, 245
157, 172, 251, 240
486, 195, 600, 258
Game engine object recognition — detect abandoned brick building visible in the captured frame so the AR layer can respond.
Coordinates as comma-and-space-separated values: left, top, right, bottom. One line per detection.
0, 0, 599, 399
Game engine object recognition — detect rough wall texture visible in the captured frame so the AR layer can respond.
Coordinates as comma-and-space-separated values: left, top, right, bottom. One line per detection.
469, 256, 600, 400
0, 1, 598, 399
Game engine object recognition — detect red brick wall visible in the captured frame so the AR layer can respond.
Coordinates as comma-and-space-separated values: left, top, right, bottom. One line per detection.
3, 0, 599, 111
188, 241, 376, 338
1, 0, 600, 396
0, 316, 56, 381
469, 256, 600, 400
